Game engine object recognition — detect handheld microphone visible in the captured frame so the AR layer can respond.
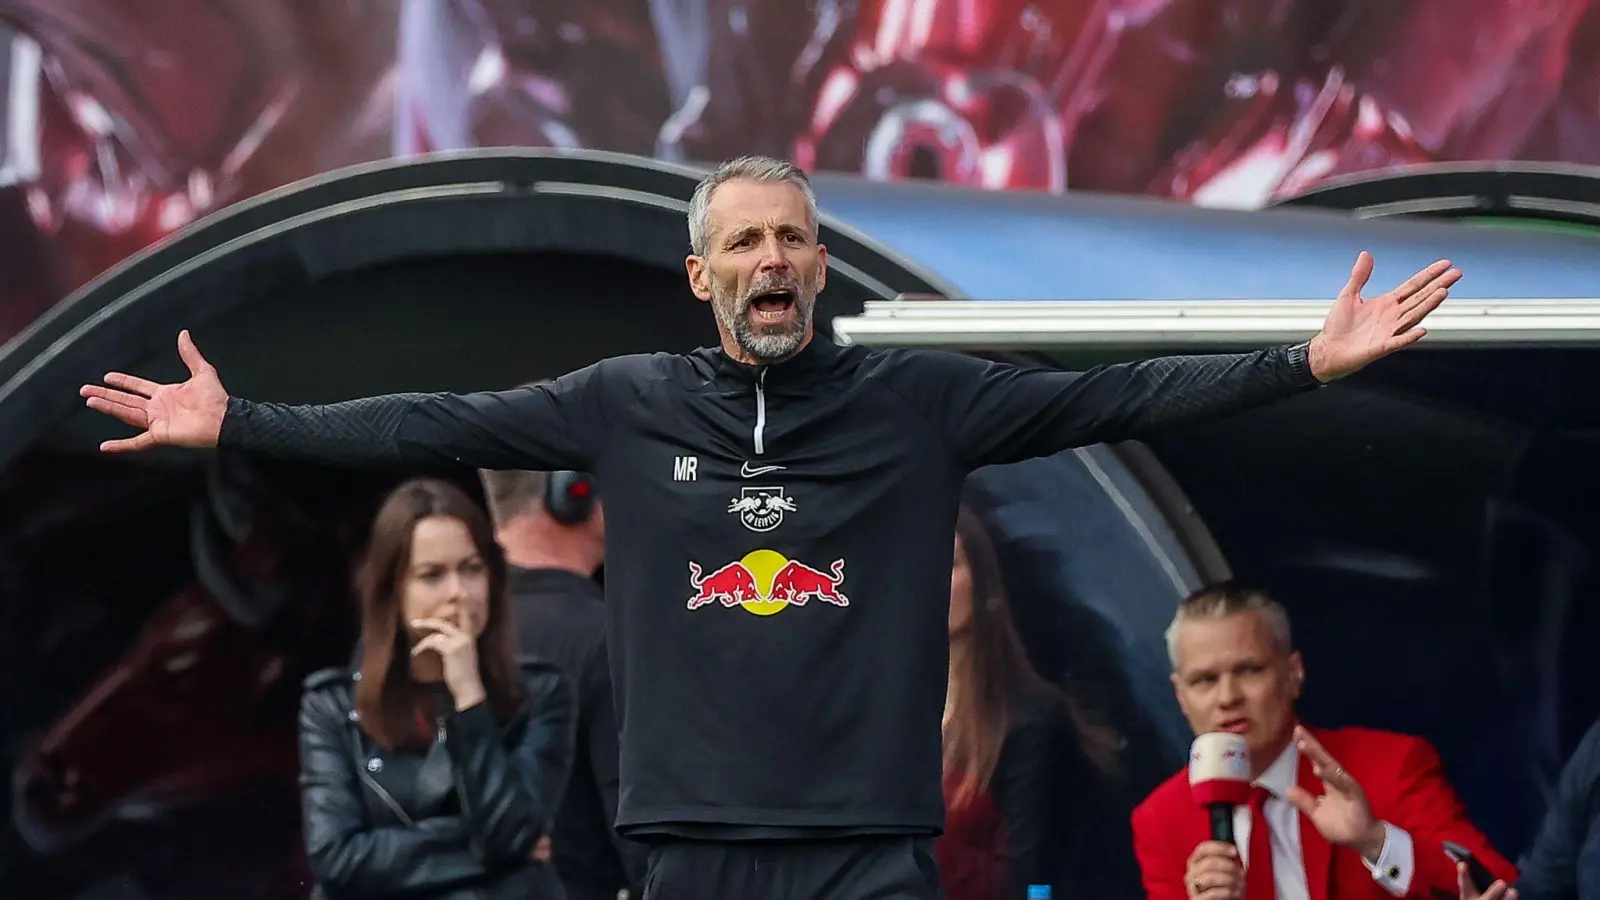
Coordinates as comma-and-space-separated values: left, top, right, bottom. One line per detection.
1188, 732, 1253, 845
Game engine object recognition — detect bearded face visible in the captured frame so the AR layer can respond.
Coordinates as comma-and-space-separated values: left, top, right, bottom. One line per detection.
708, 265, 818, 363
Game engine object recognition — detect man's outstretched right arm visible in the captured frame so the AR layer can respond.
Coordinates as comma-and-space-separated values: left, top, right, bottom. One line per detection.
219, 367, 606, 473
82, 331, 606, 471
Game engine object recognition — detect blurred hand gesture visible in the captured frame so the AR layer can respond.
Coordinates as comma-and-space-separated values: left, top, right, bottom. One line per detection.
79, 330, 228, 452
1283, 726, 1386, 860
1308, 252, 1461, 382
410, 614, 485, 708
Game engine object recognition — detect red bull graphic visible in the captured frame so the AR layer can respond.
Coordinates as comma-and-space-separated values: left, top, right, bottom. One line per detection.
687, 550, 850, 616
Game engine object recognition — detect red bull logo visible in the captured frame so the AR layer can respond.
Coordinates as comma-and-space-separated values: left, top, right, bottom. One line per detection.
686, 549, 849, 616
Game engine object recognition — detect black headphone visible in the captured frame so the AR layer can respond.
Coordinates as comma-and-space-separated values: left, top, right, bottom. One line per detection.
544, 470, 597, 525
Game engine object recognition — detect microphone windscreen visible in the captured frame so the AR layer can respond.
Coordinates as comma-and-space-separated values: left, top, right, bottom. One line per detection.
1188, 732, 1253, 807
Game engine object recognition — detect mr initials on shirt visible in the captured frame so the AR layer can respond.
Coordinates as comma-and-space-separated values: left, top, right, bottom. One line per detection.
673, 456, 698, 481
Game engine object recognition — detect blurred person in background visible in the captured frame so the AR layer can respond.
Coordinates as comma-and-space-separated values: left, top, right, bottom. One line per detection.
940, 500, 1131, 899
1458, 713, 1600, 900
298, 477, 577, 899
1133, 584, 1514, 900
479, 466, 649, 900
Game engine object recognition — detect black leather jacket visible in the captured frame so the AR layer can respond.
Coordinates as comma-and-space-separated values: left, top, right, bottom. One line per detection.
298, 659, 577, 899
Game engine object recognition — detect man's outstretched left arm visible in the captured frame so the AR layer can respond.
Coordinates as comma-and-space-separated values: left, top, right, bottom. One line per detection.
885, 253, 1457, 470
909, 342, 1323, 469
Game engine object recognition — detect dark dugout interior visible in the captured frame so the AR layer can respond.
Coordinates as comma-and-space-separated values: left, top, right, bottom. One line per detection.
0, 151, 1190, 899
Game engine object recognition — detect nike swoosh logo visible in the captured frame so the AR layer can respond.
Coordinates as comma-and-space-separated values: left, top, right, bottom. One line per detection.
740, 462, 786, 478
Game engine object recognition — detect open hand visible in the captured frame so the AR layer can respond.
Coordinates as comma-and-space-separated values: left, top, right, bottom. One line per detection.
79, 330, 228, 452
1282, 726, 1385, 859
410, 615, 485, 709
1308, 252, 1460, 382
1459, 862, 1517, 900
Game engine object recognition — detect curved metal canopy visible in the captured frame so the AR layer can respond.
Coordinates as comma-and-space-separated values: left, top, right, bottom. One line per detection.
0, 149, 959, 470
809, 172, 1600, 301
1271, 161, 1600, 227
0, 149, 950, 381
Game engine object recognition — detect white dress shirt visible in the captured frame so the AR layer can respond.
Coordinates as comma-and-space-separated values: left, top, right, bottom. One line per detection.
1234, 742, 1416, 898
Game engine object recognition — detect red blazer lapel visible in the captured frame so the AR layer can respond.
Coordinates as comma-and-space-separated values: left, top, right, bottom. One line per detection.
1296, 749, 1333, 900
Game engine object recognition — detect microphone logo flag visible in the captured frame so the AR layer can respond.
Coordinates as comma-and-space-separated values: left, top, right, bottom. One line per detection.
1188, 732, 1254, 807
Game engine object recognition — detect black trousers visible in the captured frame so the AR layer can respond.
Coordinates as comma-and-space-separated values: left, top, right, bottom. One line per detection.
640, 837, 945, 900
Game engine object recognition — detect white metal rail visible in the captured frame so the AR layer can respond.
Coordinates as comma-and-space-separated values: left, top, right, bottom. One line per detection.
830, 299, 1600, 349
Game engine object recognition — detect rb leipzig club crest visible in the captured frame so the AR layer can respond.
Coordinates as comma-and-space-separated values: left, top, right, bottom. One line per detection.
726, 486, 796, 533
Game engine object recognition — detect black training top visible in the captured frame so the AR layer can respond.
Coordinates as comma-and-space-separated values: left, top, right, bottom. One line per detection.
220, 337, 1319, 839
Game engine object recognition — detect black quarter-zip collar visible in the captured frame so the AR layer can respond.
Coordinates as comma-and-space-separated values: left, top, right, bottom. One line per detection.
706, 333, 850, 391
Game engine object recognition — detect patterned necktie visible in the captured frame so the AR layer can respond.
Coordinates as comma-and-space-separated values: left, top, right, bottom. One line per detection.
1246, 785, 1277, 900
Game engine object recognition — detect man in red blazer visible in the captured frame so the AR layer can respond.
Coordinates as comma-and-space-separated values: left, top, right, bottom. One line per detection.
1132, 584, 1515, 900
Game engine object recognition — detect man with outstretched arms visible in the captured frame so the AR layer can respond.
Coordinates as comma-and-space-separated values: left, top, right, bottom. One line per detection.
81, 155, 1459, 900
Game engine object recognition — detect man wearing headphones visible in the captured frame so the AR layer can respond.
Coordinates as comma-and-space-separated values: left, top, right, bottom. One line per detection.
479, 466, 645, 900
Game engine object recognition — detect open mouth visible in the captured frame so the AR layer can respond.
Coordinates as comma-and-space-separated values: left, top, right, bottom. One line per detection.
750, 289, 795, 322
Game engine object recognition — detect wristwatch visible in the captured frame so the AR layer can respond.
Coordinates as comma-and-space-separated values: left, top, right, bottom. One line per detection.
1286, 339, 1319, 386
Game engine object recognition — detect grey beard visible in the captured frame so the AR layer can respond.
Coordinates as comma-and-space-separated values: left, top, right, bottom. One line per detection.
712, 281, 815, 364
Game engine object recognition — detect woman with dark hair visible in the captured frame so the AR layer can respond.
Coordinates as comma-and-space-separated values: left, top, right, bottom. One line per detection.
939, 502, 1127, 900
298, 477, 576, 899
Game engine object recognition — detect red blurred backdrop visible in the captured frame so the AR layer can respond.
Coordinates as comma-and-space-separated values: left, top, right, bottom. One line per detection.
3, 0, 1600, 342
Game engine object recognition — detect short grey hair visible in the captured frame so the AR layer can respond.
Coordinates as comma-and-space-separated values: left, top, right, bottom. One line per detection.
1164, 583, 1293, 670
477, 469, 548, 529
687, 155, 819, 256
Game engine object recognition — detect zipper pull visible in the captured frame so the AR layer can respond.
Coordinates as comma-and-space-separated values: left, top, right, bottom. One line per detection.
753, 367, 769, 456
